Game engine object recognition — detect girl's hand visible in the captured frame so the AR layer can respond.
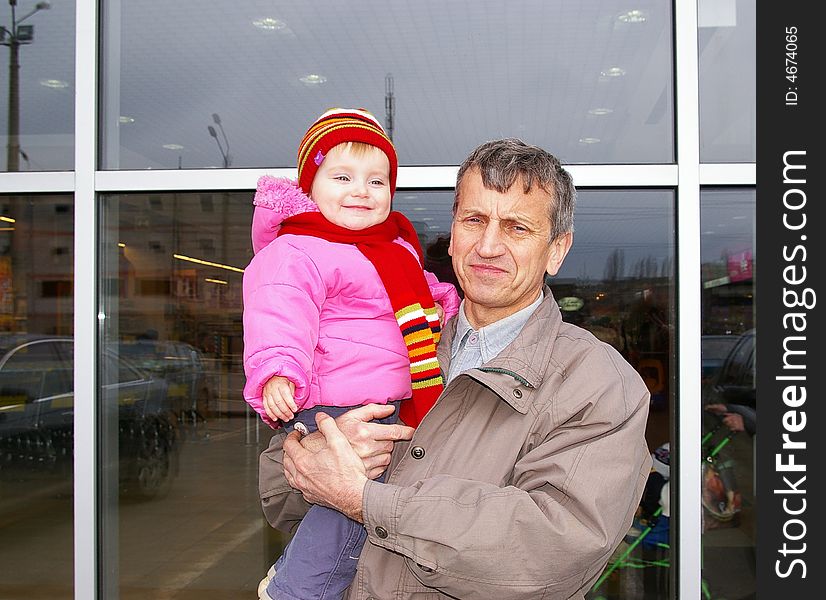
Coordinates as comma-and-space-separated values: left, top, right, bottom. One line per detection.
435, 302, 445, 328
263, 376, 297, 422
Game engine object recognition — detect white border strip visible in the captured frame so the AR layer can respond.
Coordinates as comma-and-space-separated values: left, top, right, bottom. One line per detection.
675, 0, 703, 597
74, 1, 98, 598
0, 171, 75, 193
94, 164, 679, 192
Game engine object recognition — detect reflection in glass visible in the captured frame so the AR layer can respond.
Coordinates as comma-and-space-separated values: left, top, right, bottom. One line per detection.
557, 191, 674, 600
99, 191, 274, 597
96, 188, 676, 597
0, 194, 74, 596
102, 1, 673, 169
699, 0, 755, 162
700, 188, 755, 598
1, 0, 76, 171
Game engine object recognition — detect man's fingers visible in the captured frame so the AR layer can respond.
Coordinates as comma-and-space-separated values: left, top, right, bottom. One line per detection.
342, 403, 396, 422
283, 430, 308, 460
315, 411, 348, 447
372, 422, 415, 442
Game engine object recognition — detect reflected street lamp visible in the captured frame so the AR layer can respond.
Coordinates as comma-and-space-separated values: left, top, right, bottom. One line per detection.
1, 0, 51, 171
207, 113, 231, 168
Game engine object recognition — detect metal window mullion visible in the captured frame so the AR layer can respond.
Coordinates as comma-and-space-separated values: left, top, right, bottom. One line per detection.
0, 171, 74, 192
93, 163, 679, 193
675, 0, 703, 598
73, 0, 99, 598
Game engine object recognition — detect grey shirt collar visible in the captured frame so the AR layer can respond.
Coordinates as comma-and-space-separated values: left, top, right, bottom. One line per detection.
450, 291, 545, 365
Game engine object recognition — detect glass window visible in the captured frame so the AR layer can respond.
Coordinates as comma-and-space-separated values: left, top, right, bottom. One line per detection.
99, 191, 269, 596
0, 194, 74, 597
562, 191, 674, 600
1, 1, 76, 172
699, 0, 755, 162
700, 188, 755, 598
98, 187, 675, 597
101, 1, 674, 170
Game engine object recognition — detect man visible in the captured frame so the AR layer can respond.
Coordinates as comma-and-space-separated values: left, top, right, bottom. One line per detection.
259, 138, 652, 599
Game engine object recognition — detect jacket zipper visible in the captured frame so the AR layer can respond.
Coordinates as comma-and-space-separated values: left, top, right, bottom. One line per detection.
477, 366, 533, 388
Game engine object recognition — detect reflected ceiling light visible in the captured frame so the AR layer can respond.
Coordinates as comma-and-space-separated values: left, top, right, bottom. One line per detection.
253, 17, 286, 30
600, 67, 626, 77
163, 144, 184, 150
40, 79, 69, 89
205, 278, 228, 285
588, 108, 614, 116
118, 242, 126, 248
119, 116, 135, 124
300, 74, 327, 86
579, 137, 601, 144
0, 216, 16, 223
618, 10, 647, 23
0, 227, 14, 232
412, 206, 427, 211
174, 254, 245, 273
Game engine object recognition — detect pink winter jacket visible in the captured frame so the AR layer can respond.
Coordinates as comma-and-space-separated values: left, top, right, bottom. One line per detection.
242, 176, 460, 429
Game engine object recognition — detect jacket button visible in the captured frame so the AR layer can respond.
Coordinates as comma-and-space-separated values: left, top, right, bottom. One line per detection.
512, 388, 523, 399
417, 563, 435, 573
411, 446, 425, 459
375, 526, 388, 539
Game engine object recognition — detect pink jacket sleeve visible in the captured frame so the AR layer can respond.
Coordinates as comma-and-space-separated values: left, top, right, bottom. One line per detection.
242, 241, 325, 428
425, 271, 460, 323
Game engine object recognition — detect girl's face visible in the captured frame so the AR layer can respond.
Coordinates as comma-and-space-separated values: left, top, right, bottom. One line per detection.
310, 144, 392, 230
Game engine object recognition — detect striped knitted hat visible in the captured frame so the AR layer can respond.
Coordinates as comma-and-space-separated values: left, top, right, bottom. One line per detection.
297, 107, 398, 197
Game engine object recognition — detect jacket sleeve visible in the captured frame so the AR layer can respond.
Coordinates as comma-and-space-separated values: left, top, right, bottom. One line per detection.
424, 270, 460, 322
243, 240, 326, 428
361, 348, 652, 599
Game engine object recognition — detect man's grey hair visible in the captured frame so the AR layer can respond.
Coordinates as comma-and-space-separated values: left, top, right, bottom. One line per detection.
454, 138, 576, 242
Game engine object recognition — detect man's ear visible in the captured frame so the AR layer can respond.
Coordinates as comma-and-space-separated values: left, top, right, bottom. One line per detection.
545, 232, 573, 276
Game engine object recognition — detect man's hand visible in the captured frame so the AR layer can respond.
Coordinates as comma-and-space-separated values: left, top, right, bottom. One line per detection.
283, 412, 370, 522
297, 404, 415, 479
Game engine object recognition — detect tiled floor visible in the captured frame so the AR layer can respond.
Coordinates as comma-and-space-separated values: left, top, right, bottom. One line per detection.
0, 415, 287, 599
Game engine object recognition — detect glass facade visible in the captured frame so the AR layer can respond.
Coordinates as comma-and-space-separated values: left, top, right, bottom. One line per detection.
100, 0, 674, 169
0, 193, 74, 596
700, 188, 756, 599
698, 0, 756, 162
1, 1, 76, 172
0, 1, 756, 598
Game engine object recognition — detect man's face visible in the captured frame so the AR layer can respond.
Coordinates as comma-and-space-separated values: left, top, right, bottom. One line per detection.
448, 168, 572, 328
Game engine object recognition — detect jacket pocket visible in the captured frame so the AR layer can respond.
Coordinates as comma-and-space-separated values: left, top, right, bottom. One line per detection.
400, 558, 443, 599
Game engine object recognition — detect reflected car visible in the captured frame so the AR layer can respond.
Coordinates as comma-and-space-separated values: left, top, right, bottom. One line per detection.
701, 334, 741, 385
702, 329, 756, 434
0, 335, 178, 499
705, 330, 755, 402
117, 339, 215, 423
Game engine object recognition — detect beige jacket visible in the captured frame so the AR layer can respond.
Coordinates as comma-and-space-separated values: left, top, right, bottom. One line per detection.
260, 288, 652, 599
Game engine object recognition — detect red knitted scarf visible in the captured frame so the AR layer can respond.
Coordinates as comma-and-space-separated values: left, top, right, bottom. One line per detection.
278, 211, 443, 427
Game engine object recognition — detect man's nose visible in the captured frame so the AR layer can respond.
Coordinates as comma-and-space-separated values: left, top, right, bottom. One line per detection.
475, 222, 504, 257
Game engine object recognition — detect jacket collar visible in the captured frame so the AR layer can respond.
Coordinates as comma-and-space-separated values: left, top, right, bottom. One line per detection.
438, 285, 563, 413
